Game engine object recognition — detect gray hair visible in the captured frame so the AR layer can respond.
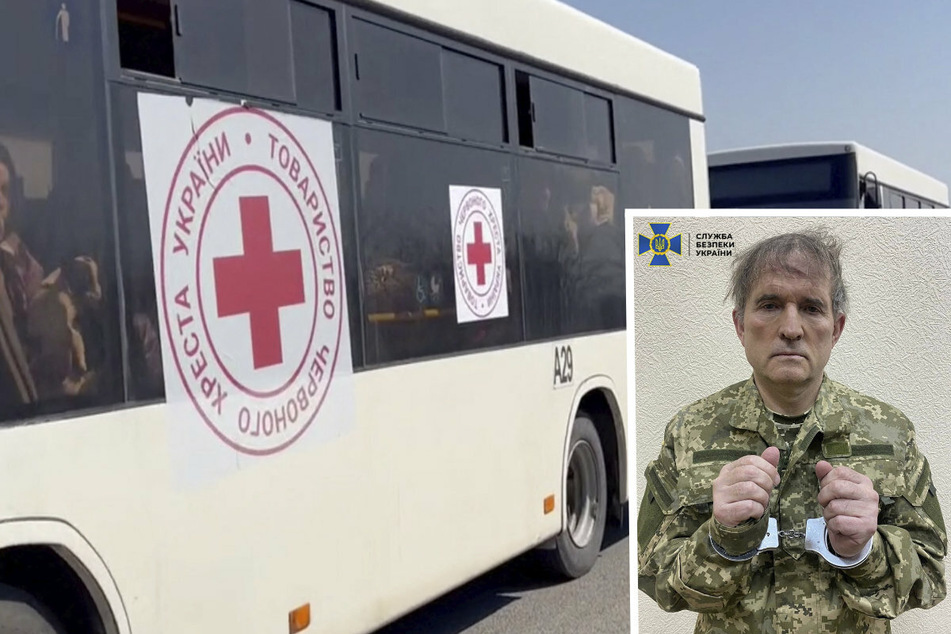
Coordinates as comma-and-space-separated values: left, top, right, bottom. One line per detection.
727, 229, 848, 322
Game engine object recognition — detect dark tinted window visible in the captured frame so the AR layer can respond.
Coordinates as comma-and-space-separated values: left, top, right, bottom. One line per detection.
516, 71, 614, 163
117, 1, 340, 111
584, 93, 614, 163
709, 155, 857, 208
356, 129, 522, 365
529, 75, 584, 158
883, 188, 933, 210
167, 0, 295, 102
117, 0, 175, 77
330, 124, 366, 370
352, 20, 507, 144
518, 159, 623, 339
616, 97, 693, 209
885, 187, 904, 209
0, 4, 123, 421
443, 50, 507, 145
110, 86, 164, 401
353, 20, 445, 132
291, 1, 340, 113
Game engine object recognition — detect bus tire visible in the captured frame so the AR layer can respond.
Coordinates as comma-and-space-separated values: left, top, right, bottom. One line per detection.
546, 413, 608, 579
0, 583, 67, 634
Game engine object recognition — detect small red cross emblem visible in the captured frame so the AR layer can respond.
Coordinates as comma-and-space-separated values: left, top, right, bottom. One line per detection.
213, 196, 305, 369
466, 221, 493, 286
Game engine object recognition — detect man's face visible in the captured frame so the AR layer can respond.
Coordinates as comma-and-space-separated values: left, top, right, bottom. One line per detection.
733, 253, 845, 395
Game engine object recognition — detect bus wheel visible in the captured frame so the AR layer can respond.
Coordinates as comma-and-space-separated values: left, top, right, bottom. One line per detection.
547, 413, 608, 579
0, 583, 67, 634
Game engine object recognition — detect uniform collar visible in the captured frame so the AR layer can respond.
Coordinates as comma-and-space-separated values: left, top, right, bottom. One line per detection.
729, 374, 853, 451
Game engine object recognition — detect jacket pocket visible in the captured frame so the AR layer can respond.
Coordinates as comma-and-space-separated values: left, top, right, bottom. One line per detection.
826, 446, 904, 499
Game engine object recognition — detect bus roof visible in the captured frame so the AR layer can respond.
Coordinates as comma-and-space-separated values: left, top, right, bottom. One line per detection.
365, 0, 704, 118
708, 141, 949, 205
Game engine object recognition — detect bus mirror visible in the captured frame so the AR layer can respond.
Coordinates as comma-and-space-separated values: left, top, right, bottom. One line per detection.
860, 172, 881, 209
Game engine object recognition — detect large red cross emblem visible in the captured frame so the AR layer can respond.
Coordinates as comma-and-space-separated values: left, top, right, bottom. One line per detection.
466, 221, 493, 286
213, 196, 305, 370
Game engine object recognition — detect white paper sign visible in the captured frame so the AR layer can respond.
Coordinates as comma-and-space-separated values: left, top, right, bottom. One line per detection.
137, 93, 354, 485
449, 186, 509, 323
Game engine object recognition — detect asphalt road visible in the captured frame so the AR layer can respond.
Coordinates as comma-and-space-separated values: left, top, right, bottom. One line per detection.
372, 511, 630, 634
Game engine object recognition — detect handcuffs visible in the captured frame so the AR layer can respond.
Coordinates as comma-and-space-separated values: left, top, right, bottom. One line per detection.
709, 516, 873, 569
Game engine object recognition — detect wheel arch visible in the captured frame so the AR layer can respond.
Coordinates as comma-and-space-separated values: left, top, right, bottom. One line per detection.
559, 375, 628, 528
0, 518, 130, 634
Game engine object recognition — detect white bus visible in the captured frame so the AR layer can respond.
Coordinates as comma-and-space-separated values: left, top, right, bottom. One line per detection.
708, 141, 949, 210
0, 1, 706, 632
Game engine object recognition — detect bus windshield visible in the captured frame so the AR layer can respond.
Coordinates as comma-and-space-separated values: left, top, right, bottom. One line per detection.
710, 154, 858, 208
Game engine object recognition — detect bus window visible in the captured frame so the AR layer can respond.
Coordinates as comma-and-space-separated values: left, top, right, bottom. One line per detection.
290, 1, 341, 114
324, 123, 366, 370
518, 158, 623, 339
110, 86, 164, 402
442, 50, 508, 145
352, 20, 507, 145
583, 93, 615, 164
887, 188, 904, 208
352, 19, 445, 133
356, 129, 522, 366
528, 75, 585, 158
515, 71, 615, 163
177, 0, 295, 102
117, 0, 295, 103
616, 97, 693, 209
116, 0, 175, 77
0, 3, 122, 422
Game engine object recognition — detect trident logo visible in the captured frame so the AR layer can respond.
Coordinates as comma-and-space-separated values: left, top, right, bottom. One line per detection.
638, 223, 682, 266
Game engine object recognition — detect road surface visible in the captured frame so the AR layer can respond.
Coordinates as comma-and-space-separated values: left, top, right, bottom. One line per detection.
373, 511, 630, 634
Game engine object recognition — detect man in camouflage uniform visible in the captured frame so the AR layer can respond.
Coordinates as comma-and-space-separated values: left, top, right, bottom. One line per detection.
637, 230, 947, 632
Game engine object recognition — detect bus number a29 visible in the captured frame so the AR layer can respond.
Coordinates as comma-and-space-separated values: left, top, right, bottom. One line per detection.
553, 344, 573, 389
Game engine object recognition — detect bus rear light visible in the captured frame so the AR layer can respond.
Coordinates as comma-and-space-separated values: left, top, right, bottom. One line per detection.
289, 603, 311, 633
544, 495, 555, 514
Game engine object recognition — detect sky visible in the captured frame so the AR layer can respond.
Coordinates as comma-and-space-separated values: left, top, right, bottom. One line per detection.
560, 0, 951, 190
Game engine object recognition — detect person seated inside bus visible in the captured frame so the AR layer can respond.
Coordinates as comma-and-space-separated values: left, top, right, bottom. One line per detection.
576, 183, 625, 330
0, 259, 35, 406
0, 142, 102, 403
562, 180, 624, 333
0, 142, 42, 407
519, 168, 579, 338
26, 253, 103, 397
0, 144, 45, 342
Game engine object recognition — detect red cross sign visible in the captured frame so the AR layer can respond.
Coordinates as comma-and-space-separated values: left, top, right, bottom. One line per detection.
213, 196, 305, 369
466, 221, 493, 286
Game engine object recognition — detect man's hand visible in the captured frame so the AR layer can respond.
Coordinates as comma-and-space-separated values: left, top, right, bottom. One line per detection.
713, 447, 781, 528
815, 461, 879, 558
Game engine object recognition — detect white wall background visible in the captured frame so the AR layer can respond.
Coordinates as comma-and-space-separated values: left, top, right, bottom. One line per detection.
628, 215, 951, 633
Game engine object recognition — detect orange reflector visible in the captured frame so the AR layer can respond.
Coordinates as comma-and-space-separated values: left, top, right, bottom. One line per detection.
544, 495, 555, 514
289, 604, 311, 633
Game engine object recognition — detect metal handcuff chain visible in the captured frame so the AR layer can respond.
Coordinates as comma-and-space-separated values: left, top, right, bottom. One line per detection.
710, 517, 873, 569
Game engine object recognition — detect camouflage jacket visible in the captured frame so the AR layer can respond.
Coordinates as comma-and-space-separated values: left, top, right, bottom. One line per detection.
637, 375, 947, 633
